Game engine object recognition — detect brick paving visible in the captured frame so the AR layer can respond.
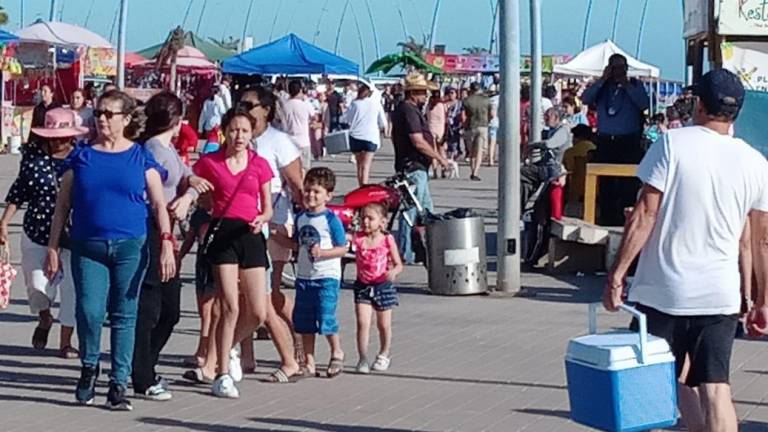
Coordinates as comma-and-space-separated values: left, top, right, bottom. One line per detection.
1, 143, 767, 431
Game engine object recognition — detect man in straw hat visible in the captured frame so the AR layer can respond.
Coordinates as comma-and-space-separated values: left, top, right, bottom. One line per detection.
390, 72, 451, 265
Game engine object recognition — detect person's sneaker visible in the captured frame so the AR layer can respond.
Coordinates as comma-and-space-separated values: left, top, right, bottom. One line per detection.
470, 175, 482, 182
136, 382, 172, 402
155, 375, 170, 391
75, 364, 100, 405
211, 374, 239, 399
372, 354, 391, 372
105, 382, 133, 411
229, 348, 243, 383
356, 358, 371, 375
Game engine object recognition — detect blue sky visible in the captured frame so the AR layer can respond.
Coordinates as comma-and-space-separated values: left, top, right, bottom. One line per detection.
3, 0, 686, 80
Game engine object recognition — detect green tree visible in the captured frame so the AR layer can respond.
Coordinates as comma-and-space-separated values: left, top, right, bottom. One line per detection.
0, 4, 10, 26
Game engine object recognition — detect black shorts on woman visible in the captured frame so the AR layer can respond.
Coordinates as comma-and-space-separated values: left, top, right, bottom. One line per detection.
204, 218, 269, 269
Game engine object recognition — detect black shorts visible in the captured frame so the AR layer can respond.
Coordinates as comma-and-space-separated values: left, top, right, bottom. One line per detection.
203, 218, 269, 269
630, 304, 738, 387
349, 136, 377, 153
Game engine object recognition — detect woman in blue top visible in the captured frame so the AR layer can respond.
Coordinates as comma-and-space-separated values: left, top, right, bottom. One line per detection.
45, 90, 176, 411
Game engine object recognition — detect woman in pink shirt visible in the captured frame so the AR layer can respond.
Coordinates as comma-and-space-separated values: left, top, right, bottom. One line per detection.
184, 109, 273, 398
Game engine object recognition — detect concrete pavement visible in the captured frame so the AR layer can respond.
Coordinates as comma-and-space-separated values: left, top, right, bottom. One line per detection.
1, 142, 767, 431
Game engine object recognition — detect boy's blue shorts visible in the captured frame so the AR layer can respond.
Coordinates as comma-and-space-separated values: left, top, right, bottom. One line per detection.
293, 278, 340, 335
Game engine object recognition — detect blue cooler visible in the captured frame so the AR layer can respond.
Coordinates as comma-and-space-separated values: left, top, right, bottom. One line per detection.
565, 304, 678, 432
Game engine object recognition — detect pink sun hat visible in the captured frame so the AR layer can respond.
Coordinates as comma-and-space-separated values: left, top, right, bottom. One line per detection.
31, 108, 89, 138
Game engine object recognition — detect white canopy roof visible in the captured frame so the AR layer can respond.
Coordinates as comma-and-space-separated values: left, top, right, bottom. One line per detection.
553, 40, 659, 78
16, 21, 112, 48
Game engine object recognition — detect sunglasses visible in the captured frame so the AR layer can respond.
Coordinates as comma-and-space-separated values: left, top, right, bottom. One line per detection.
94, 109, 127, 120
237, 100, 262, 111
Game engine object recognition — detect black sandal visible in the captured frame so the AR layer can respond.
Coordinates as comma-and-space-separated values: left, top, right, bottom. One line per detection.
32, 326, 51, 350
326, 356, 344, 378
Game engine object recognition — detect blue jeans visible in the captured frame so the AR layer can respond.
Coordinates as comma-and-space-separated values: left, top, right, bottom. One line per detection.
70, 237, 148, 386
396, 169, 434, 264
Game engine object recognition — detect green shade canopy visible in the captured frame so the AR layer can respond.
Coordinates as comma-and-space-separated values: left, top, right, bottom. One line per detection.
366, 51, 443, 75
137, 31, 235, 63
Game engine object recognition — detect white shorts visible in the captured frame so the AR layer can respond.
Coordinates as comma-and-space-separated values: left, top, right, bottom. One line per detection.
21, 233, 75, 327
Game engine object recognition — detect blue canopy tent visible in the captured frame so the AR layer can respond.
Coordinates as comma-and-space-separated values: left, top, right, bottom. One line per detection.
0, 29, 19, 44
222, 33, 359, 75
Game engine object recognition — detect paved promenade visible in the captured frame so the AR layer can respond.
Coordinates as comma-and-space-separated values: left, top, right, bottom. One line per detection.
1, 143, 768, 431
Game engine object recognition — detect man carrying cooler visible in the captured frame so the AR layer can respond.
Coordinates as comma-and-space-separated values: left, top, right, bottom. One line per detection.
604, 69, 768, 432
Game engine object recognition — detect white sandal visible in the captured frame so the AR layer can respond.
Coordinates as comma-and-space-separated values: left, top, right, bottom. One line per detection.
371, 354, 391, 372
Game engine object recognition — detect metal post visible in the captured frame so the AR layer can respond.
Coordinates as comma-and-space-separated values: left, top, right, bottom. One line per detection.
364, 0, 381, 64
496, 0, 521, 293
49, 0, 58, 21
116, 0, 128, 89
428, 0, 442, 50
611, 0, 622, 42
195, 0, 208, 35
636, 0, 650, 57
529, 0, 542, 143
582, 0, 593, 50
240, 0, 255, 52
20, 0, 24, 27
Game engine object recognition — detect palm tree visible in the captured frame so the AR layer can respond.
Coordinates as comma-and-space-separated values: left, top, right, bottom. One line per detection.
397, 36, 428, 57
156, 26, 186, 91
463, 46, 490, 55
0, 5, 10, 26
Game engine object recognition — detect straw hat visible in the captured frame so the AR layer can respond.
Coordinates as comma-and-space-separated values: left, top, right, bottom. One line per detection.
404, 72, 439, 92
31, 108, 89, 139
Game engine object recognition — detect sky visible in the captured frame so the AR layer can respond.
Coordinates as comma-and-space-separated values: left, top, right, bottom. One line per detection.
2, 0, 686, 80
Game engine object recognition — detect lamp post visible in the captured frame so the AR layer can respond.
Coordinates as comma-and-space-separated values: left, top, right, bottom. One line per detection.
116, 0, 128, 89
496, 0, 521, 293
529, 0, 543, 143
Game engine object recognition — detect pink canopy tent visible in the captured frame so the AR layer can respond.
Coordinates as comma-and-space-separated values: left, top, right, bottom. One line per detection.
132, 46, 217, 72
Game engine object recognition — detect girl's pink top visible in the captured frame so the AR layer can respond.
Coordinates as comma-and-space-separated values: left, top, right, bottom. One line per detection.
192, 149, 273, 222
354, 232, 394, 284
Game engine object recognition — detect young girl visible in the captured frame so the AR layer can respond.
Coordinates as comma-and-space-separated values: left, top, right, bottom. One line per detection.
353, 203, 403, 374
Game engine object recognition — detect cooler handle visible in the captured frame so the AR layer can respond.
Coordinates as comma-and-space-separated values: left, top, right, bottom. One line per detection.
588, 303, 648, 364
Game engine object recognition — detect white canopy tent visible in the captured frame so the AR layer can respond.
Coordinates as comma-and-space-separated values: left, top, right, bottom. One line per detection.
16, 20, 112, 48
553, 40, 660, 78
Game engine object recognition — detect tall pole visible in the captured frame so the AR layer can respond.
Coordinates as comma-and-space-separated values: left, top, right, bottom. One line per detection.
529, 0, 542, 144
428, 0, 442, 50
195, 0, 208, 35
20, 0, 24, 27
497, 0, 521, 293
396, 4, 409, 40
348, 2, 366, 70
313, 0, 330, 44
49, 0, 58, 21
116, 0, 128, 89
240, 0, 255, 52
334, 0, 350, 54
268, 0, 284, 42
611, 0, 622, 41
181, 0, 194, 28
364, 0, 381, 61
489, 0, 500, 54
636, 0, 650, 57
582, 0, 593, 50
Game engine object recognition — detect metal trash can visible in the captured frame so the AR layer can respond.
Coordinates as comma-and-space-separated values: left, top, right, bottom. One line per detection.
426, 215, 488, 295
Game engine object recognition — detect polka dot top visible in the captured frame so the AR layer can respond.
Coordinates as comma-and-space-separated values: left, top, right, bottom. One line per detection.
5, 144, 69, 247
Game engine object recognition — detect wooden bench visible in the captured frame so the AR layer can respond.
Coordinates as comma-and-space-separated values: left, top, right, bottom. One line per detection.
583, 163, 638, 224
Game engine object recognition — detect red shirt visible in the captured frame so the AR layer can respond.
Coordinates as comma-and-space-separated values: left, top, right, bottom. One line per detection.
174, 123, 198, 164
192, 149, 273, 222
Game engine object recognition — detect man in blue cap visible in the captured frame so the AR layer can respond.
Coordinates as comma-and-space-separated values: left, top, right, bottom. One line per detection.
603, 68, 768, 432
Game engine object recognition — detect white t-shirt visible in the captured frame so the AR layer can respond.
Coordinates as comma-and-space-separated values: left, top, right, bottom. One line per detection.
341, 97, 387, 146
281, 98, 315, 148
253, 126, 301, 225
629, 126, 768, 316
294, 209, 347, 280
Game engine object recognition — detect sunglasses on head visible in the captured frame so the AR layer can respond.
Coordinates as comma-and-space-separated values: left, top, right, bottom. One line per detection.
94, 109, 127, 120
236, 100, 261, 111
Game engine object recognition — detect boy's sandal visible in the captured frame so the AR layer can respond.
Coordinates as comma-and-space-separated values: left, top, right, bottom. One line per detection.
59, 345, 79, 359
265, 368, 303, 384
182, 368, 213, 384
326, 356, 344, 378
32, 325, 51, 350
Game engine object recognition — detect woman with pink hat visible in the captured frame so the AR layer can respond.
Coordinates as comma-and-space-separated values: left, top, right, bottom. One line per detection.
0, 108, 88, 359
